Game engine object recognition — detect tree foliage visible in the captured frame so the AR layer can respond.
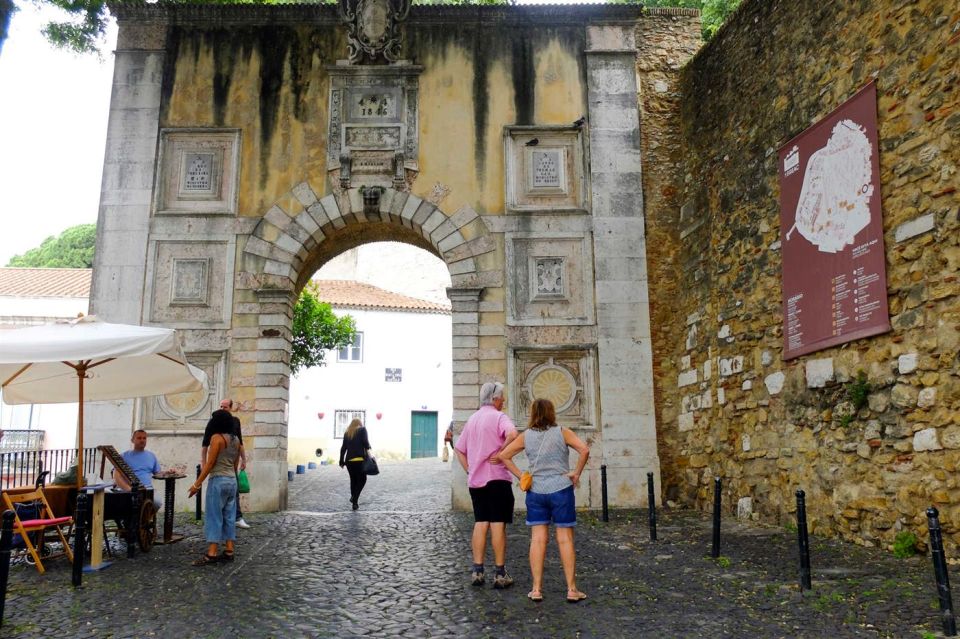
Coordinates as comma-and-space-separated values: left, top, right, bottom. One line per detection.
291, 283, 357, 375
7, 223, 97, 268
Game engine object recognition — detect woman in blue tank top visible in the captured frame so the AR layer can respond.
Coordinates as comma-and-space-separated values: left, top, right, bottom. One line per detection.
498, 398, 590, 603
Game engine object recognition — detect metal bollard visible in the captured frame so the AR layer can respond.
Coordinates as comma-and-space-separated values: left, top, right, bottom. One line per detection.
927, 507, 958, 636
127, 481, 140, 559
601, 465, 609, 522
711, 477, 722, 558
195, 464, 202, 522
0, 510, 15, 625
647, 472, 657, 542
72, 493, 88, 587
796, 489, 812, 590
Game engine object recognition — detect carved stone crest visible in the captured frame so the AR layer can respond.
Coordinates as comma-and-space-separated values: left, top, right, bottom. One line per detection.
338, 0, 411, 64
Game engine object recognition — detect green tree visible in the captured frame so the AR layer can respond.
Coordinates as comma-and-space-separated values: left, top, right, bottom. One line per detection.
7, 223, 97, 268
291, 283, 357, 375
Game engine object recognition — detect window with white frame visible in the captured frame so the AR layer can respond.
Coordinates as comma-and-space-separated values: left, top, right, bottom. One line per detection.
334, 409, 365, 439
337, 332, 363, 362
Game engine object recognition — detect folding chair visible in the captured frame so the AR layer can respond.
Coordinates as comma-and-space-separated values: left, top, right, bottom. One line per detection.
3, 488, 74, 574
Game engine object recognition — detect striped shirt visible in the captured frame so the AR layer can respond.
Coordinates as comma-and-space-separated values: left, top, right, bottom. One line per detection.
524, 426, 571, 494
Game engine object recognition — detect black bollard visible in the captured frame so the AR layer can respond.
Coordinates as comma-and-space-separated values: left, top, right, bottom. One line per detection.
195, 464, 202, 522
796, 490, 812, 590
927, 507, 957, 636
711, 477, 722, 558
601, 465, 609, 522
72, 493, 87, 587
647, 472, 657, 542
0, 510, 15, 626
127, 481, 140, 559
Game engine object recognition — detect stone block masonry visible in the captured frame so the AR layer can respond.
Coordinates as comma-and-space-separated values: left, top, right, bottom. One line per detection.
646, 0, 960, 553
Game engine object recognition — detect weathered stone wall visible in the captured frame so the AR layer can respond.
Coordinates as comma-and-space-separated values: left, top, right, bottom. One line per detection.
653, 0, 960, 553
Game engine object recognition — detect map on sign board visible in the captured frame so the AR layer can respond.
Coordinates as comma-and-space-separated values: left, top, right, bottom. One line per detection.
785, 119, 875, 254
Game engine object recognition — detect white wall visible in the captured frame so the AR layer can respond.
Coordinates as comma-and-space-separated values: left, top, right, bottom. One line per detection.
0, 294, 88, 450
319, 242, 451, 306
288, 307, 452, 464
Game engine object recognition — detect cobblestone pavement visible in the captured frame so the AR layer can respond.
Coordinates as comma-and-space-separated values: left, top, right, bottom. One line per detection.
0, 459, 948, 638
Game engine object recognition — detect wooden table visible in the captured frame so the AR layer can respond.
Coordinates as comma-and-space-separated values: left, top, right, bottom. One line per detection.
152, 473, 186, 544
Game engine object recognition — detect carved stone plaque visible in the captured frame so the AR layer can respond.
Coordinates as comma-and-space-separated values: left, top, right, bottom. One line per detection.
535, 257, 565, 298
347, 89, 400, 120
532, 150, 563, 189
346, 126, 401, 148
156, 129, 240, 215
183, 153, 214, 192
148, 241, 231, 325
506, 234, 595, 326
327, 65, 422, 191
170, 258, 209, 306
504, 126, 586, 213
510, 349, 596, 429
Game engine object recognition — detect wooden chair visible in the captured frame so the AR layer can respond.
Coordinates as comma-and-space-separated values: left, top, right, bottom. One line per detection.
2, 488, 74, 574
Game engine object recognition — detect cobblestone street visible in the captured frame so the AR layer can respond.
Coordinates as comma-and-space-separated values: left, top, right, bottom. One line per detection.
0, 459, 948, 638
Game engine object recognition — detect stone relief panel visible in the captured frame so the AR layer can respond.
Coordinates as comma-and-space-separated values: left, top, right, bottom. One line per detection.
146, 240, 232, 327
505, 233, 595, 326
504, 126, 588, 213
509, 348, 596, 430
327, 66, 421, 191
155, 129, 240, 215
145, 351, 224, 429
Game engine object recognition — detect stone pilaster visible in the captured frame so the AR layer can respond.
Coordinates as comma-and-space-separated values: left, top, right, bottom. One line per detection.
585, 24, 660, 506
249, 287, 295, 511
87, 24, 168, 449
447, 286, 482, 510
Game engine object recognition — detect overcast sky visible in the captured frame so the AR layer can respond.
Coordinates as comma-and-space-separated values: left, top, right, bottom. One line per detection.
0, 0, 600, 267
0, 2, 116, 266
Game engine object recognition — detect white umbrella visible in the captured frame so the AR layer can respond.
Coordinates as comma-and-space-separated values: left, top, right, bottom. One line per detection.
0, 315, 207, 487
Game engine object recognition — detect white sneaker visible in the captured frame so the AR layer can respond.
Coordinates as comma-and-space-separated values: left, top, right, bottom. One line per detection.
235, 518, 251, 529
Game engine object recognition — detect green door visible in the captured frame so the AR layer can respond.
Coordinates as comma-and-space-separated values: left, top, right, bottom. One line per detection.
410, 411, 438, 459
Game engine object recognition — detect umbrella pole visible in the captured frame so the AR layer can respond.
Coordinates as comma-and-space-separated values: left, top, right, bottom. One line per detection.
76, 364, 86, 489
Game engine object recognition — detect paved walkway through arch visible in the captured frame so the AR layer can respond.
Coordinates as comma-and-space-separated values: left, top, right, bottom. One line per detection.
0, 459, 944, 637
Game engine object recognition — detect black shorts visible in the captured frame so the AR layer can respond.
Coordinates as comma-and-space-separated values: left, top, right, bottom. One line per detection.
469, 480, 514, 524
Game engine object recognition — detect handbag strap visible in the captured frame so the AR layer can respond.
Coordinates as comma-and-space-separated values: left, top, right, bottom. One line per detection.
527, 427, 551, 472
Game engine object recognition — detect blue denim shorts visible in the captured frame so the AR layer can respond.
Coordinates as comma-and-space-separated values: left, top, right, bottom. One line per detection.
525, 485, 576, 528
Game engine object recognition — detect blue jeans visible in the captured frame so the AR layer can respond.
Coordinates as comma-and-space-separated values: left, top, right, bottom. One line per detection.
204, 475, 237, 543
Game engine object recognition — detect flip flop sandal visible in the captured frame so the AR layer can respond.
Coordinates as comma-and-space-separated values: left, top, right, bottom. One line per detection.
566, 591, 587, 603
220, 552, 235, 562
192, 554, 220, 566
527, 590, 543, 602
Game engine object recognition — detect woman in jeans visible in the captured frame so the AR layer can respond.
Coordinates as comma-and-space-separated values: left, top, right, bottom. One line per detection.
498, 398, 590, 603
339, 418, 371, 510
188, 408, 241, 565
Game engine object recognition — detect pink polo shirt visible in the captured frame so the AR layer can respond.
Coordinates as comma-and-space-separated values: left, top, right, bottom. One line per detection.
455, 405, 517, 488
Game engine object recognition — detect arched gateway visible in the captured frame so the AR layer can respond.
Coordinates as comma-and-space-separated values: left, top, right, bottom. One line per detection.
89, 1, 676, 511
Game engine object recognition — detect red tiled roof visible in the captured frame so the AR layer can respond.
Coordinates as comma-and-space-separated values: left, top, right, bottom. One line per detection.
0, 268, 449, 314
0, 268, 92, 298
312, 280, 450, 314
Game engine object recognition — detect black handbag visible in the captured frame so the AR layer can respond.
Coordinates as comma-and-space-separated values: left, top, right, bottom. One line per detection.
362, 455, 379, 476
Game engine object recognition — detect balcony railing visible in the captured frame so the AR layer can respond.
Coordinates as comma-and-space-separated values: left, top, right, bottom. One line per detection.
0, 448, 100, 490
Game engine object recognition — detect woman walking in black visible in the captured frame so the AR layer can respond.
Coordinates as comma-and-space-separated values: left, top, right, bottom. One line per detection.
339, 418, 371, 510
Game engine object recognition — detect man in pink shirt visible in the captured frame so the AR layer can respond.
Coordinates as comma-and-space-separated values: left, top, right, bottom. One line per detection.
454, 381, 518, 588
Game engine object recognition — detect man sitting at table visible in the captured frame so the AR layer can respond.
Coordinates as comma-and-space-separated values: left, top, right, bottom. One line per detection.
113, 429, 163, 511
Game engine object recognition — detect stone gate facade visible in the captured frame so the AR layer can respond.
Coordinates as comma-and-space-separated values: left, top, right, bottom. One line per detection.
89, 3, 698, 511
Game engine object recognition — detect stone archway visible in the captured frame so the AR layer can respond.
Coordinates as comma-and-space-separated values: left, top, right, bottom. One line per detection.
88, 3, 669, 517
237, 183, 496, 509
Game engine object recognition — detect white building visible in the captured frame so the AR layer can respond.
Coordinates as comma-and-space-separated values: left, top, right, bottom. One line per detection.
288, 279, 452, 465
